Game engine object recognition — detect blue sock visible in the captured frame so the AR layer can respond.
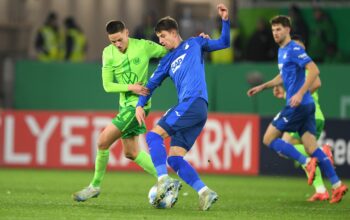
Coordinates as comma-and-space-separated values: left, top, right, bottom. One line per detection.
311, 148, 339, 185
146, 131, 168, 177
269, 138, 307, 165
167, 156, 205, 192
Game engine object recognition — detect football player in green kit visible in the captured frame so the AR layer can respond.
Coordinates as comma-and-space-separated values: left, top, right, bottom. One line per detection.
73, 20, 167, 201
272, 34, 335, 202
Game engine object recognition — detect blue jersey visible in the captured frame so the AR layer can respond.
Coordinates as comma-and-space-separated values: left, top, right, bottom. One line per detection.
137, 20, 230, 107
278, 40, 313, 106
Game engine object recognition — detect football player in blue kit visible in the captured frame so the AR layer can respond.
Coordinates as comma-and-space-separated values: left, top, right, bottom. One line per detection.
135, 3, 230, 211
247, 15, 347, 204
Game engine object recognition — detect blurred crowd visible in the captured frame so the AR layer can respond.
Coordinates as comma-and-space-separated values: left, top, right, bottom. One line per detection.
35, 12, 87, 62
36, 4, 342, 64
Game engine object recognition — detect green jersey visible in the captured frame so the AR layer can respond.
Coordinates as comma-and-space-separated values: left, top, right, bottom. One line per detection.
102, 38, 167, 109
305, 71, 324, 121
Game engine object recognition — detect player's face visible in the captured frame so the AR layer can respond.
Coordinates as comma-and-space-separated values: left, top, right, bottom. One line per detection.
271, 24, 290, 45
156, 30, 177, 50
108, 29, 129, 53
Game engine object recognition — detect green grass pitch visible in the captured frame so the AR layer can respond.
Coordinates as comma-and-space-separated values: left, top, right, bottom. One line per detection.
0, 169, 349, 219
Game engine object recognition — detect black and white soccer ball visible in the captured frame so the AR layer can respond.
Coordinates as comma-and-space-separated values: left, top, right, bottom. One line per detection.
148, 184, 175, 209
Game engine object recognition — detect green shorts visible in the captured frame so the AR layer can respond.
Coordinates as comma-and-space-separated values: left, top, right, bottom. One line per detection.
112, 106, 150, 139
289, 119, 325, 140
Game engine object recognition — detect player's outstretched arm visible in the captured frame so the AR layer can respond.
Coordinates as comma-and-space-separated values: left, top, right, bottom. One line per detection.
199, 3, 230, 52
247, 74, 282, 97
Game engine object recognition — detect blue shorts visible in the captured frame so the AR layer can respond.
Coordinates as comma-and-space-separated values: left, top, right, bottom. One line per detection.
158, 97, 208, 151
272, 103, 316, 137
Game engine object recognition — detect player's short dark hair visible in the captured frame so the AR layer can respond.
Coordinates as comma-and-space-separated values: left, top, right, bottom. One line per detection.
270, 15, 292, 28
105, 20, 125, 34
155, 16, 178, 33
291, 34, 305, 45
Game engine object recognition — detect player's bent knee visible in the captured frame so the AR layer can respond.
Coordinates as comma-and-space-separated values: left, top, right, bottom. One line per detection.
124, 151, 137, 160
97, 141, 109, 150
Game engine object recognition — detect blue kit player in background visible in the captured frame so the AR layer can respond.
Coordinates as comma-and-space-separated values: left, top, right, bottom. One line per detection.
135, 3, 230, 211
247, 15, 347, 204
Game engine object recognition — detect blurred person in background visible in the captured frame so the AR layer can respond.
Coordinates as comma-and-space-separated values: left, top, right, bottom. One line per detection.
133, 11, 158, 43
308, 7, 337, 63
246, 18, 276, 62
72, 20, 167, 202
288, 4, 309, 47
35, 12, 61, 61
63, 17, 87, 62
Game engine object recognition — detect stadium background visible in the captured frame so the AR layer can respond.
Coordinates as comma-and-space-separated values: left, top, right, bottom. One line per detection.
0, 0, 350, 219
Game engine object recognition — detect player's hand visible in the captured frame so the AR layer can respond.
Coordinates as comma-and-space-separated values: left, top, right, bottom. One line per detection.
217, 3, 229, 20
289, 92, 302, 107
199, 32, 211, 39
247, 85, 264, 97
128, 82, 150, 96
136, 106, 146, 126
273, 85, 285, 99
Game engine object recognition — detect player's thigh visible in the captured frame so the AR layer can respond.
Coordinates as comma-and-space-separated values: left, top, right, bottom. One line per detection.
98, 123, 122, 149
263, 123, 282, 146
158, 97, 207, 136
301, 131, 318, 154
170, 115, 207, 152
283, 132, 302, 145
121, 136, 140, 159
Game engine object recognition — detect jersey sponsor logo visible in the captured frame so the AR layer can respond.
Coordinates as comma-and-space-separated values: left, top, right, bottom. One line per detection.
171, 53, 186, 74
293, 47, 301, 51
122, 71, 138, 84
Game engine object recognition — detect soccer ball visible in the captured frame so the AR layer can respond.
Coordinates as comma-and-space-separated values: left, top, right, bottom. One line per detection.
148, 184, 175, 209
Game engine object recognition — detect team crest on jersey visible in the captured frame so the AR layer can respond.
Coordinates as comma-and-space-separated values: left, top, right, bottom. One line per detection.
171, 53, 186, 74
293, 47, 301, 51
283, 53, 287, 59
133, 57, 140, 65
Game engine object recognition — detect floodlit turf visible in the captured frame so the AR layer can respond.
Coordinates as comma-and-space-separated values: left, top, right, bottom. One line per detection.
0, 169, 349, 220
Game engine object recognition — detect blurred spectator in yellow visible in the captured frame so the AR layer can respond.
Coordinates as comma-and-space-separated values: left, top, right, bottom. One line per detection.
210, 16, 237, 63
35, 12, 61, 61
63, 17, 87, 62
289, 4, 309, 47
133, 12, 158, 43
246, 18, 276, 62
308, 7, 337, 63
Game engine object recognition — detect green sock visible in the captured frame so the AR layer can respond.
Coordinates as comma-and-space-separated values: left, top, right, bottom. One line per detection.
90, 149, 110, 187
134, 150, 157, 178
294, 144, 325, 189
